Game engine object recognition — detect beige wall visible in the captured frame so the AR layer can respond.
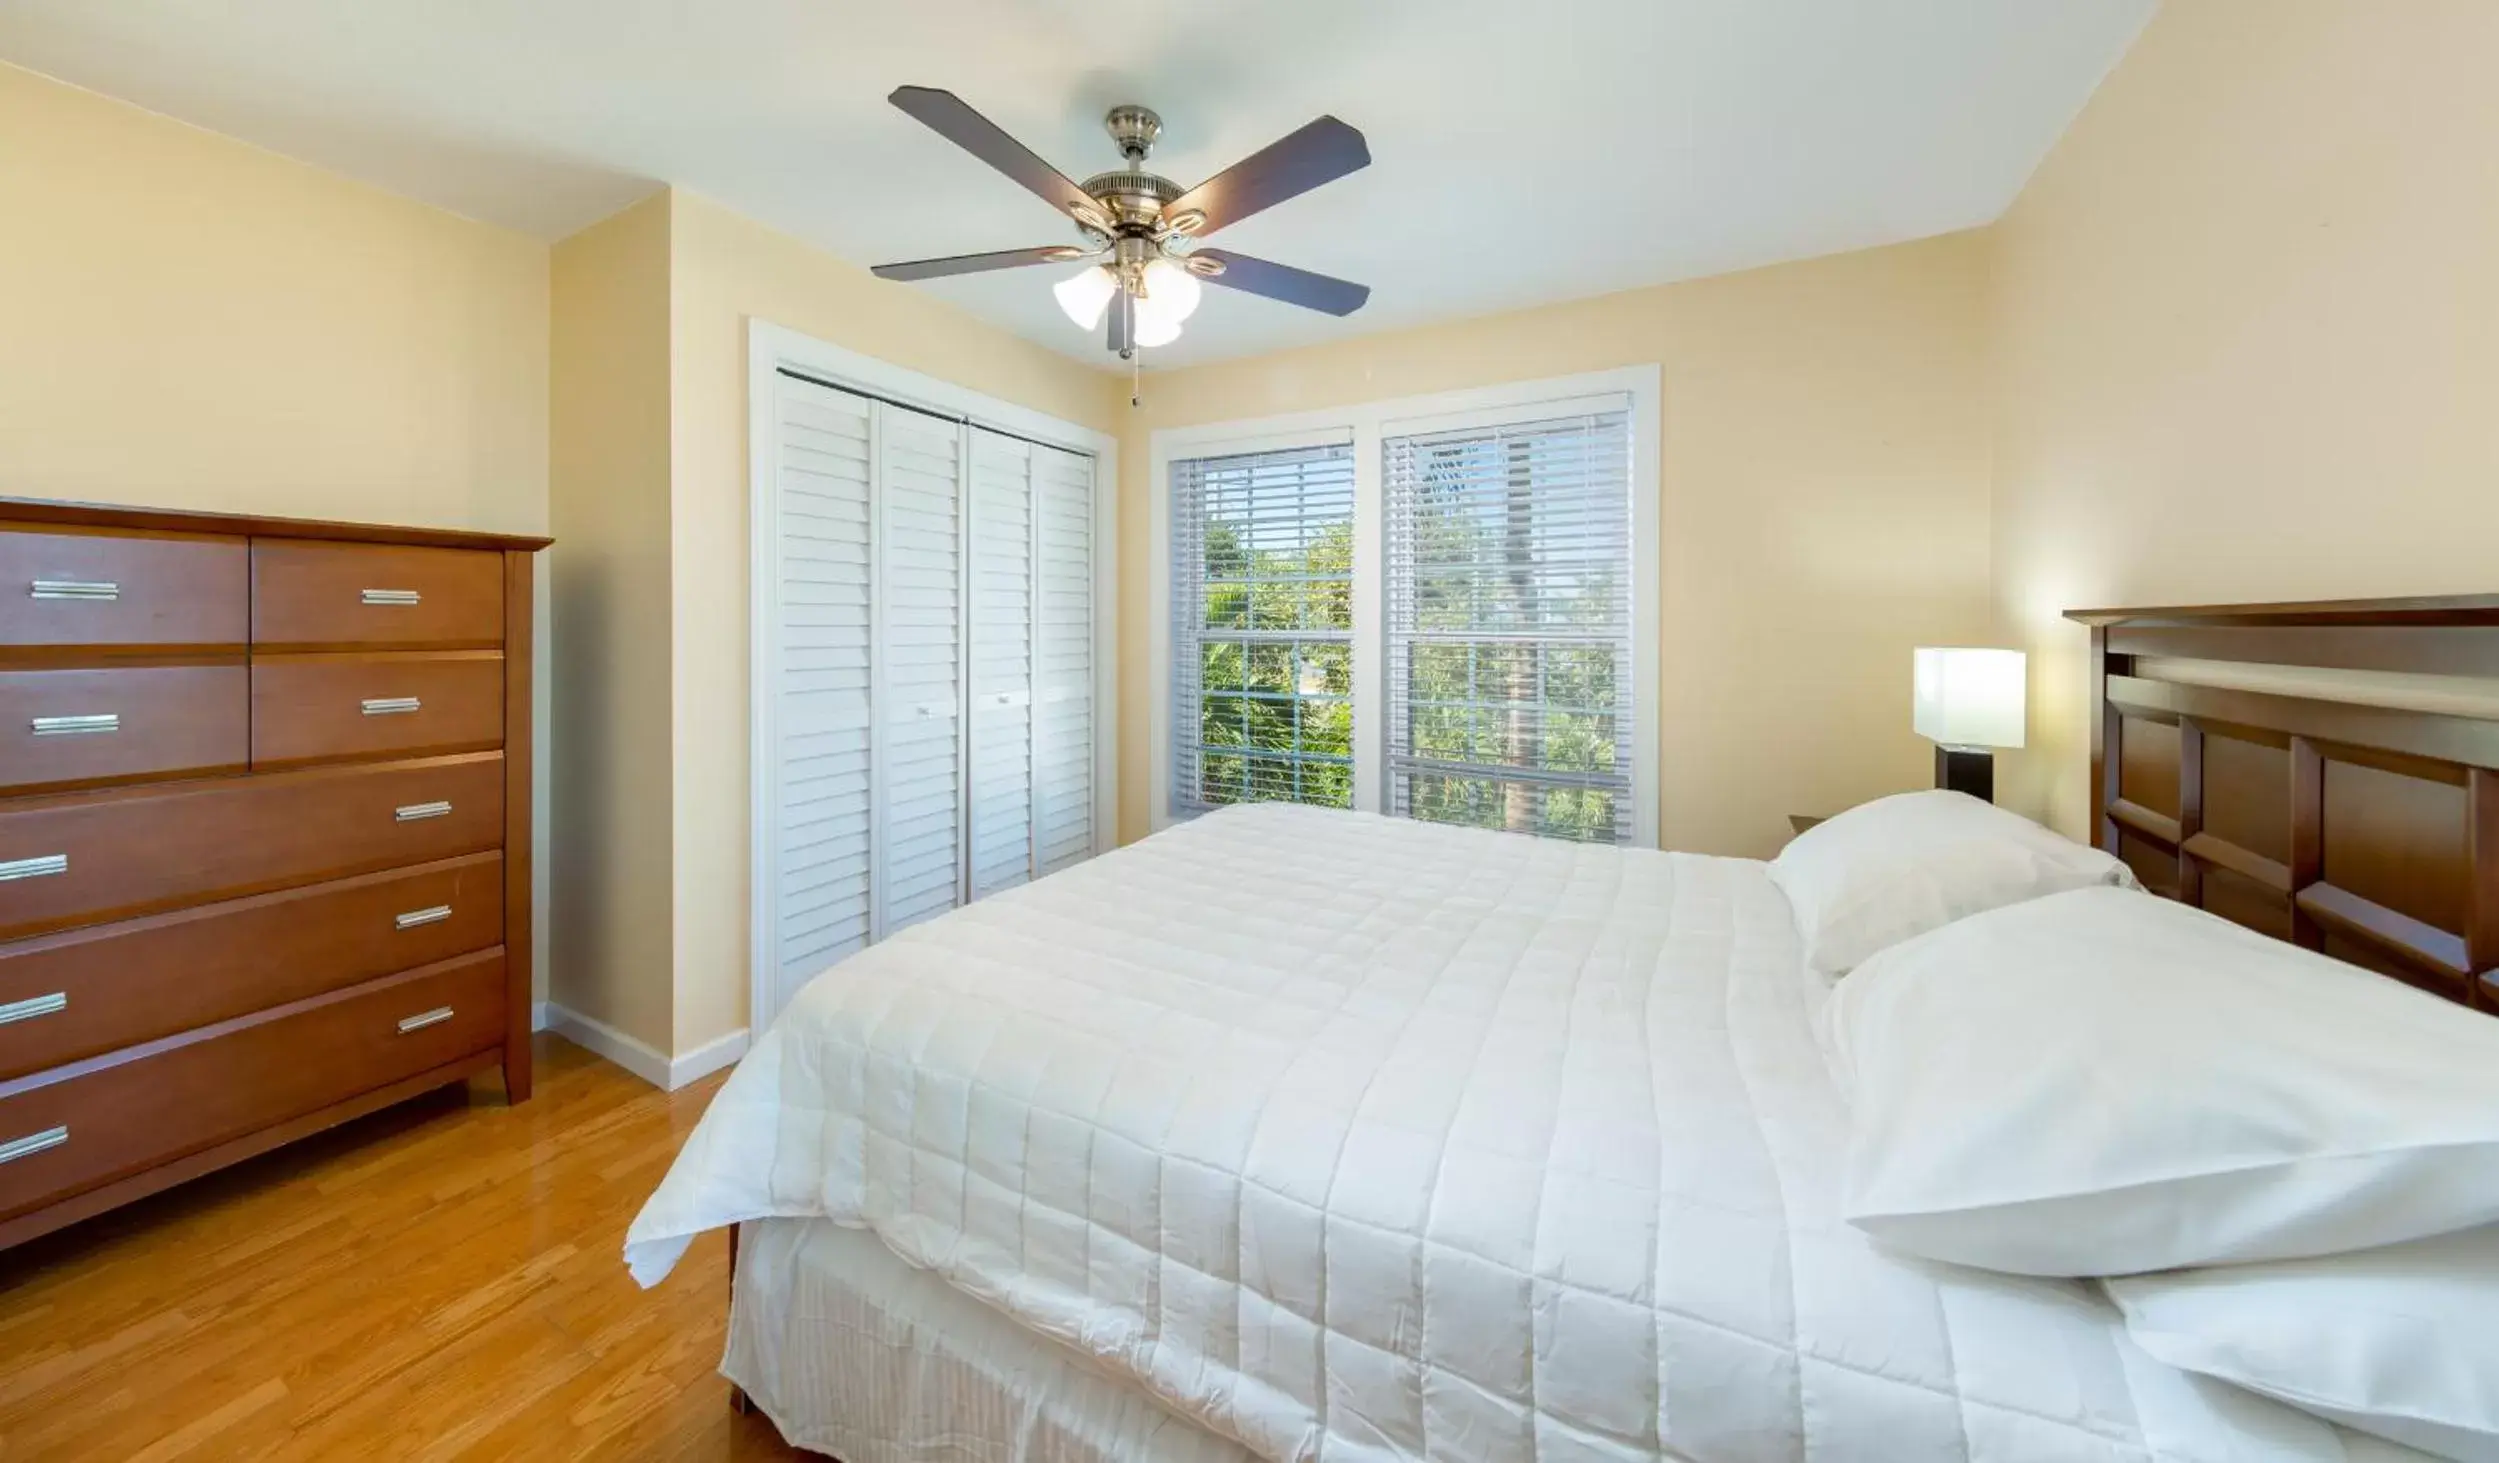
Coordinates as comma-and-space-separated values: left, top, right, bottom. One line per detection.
1119, 232, 1997, 857
0, 62, 555, 997
0, 64, 546, 531
549, 192, 676, 1050
665, 191, 1120, 1050
1988, 0, 2499, 836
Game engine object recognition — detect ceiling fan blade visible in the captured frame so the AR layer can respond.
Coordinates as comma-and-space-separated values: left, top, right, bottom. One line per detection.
1108, 290, 1136, 355
871, 246, 1086, 282
1193, 250, 1370, 316
888, 86, 1100, 224
1166, 117, 1370, 237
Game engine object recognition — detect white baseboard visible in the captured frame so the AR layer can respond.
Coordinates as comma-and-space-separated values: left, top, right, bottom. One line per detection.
668, 1025, 750, 1088
535, 1000, 748, 1091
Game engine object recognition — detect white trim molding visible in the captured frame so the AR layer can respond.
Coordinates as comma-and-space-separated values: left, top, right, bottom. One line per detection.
537, 1001, 750, 1091
1150, 365, 1664, 848
746, 318, 1121, 1036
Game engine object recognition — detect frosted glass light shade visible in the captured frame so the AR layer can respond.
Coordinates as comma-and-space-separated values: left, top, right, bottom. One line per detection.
1913, 647, 2027, 749
1053, 266, 1118, 330
1138, 258, 1202, 322
1130, 259, 1200, 350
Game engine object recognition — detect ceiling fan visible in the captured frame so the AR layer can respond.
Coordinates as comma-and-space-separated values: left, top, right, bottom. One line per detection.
871, 87, 1372, 358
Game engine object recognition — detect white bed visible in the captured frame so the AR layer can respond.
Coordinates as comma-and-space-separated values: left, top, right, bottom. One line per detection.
628, 802, 2423, 1462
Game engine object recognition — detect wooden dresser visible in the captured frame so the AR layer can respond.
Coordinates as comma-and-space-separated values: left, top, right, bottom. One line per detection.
0, 498, 547, 1249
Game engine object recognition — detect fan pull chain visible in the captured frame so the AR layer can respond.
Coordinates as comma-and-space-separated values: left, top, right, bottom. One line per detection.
1131, 348, 1142, 409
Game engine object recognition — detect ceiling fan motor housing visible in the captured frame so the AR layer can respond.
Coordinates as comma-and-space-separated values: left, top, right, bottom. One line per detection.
1080, 168, 1181, 233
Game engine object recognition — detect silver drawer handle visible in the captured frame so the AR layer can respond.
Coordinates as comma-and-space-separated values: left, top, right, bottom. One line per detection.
31, 714, 119, 737
0, 1127, 68, 1166
0, 854, 68, 882
362, 697, 422, 716
0, 992, 67, 1026
362, 588, 422, 606
397, 1007, 455, 1033
30, 580, 118, 601
395, 801, 452, 822
395, 904, 452, 930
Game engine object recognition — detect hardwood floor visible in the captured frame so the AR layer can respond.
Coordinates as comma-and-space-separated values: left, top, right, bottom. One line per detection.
0, 1035, 807, 1461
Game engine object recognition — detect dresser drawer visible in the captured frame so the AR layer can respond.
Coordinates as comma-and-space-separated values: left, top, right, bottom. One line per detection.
1, 527, 247, 652
0, 852, 502, 1080
0, 664, 249, 795
253, 540, 503, 649
0, 753, 503, 941
0, 950, 504, 1222
251, 653, 503, 768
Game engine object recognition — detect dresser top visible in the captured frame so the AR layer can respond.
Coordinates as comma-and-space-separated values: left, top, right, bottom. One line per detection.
0, 496, 552, 553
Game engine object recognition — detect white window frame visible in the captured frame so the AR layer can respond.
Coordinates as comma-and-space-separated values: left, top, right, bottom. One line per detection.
748, 318, 1120, 1030
1150, 366, 1661, 847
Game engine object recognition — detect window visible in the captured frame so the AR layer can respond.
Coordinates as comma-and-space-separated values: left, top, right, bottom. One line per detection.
1154, 370, 1657, 846
1385, 411, 1633, 842
1170, 443, 1356, 813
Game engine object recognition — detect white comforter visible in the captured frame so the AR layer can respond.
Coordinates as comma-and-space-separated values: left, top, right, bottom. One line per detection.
627, 804, 2422, 1463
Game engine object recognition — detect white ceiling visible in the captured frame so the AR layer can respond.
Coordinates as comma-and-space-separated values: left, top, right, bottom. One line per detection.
0, 0, 2154, 370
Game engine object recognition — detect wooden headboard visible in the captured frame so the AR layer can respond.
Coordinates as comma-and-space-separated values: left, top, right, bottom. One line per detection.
2070, 596, 2499, 1013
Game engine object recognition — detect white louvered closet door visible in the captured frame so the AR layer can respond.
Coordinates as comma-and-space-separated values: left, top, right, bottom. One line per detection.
967, 428, 1034, 897
876, 404, 966, 934
1032, 443, 1096, 875
759, 369, 1099, 1030
765, 375, 876, 1018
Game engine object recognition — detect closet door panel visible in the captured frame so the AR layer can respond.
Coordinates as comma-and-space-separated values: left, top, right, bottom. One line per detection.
877, 406, 965, 933
1033, 445, 1096, 875
968, 430, 1036, 896
770, 378, 877, 1008
757, 373, 1095, 1036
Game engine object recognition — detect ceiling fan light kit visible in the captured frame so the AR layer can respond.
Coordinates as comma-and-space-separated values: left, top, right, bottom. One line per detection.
1051, 264, 1119, 330
873, 88, 1374, 364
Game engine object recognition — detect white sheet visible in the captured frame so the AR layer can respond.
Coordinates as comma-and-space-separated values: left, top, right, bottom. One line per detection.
731, 1218, 1254, 1462
629, 803, 2426, 1462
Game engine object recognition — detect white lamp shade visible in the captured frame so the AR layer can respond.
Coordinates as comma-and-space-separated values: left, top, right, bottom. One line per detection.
1053, 266, 1118, 330
1131, 259, 1199, 349
1138, 258, 1202, 323
1132, 308, 1182, 348
1913, 647, 2026, 749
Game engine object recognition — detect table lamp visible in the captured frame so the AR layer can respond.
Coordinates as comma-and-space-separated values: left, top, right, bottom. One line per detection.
1912, 647, 2025, 802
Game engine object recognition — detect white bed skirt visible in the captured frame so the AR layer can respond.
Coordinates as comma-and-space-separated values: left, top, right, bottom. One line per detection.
728, 1218, 1256, 1463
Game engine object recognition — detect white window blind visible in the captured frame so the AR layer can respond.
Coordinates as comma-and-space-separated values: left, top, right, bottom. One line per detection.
1170, 443, 1355, 814
1384, 408, 1634, 843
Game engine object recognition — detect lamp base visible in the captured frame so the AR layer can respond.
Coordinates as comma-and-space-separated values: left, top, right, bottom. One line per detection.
1934, 745, 1996, 803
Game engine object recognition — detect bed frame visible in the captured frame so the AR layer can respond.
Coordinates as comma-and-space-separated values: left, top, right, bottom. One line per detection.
2072, 594, 2499, 1012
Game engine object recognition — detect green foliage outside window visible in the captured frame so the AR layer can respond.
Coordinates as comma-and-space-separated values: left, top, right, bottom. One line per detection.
1392, 431, 1626, 843
1191, 518, 1354, 809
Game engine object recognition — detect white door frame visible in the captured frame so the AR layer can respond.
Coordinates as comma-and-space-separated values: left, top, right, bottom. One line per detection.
748, 318, 1119, 1032
1148, 365, 1662, 847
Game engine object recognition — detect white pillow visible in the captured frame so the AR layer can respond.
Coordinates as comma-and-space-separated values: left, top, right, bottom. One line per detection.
1768, 789, 2135, 974
2108, 1225, 2499, 1462
1831, 886, 2499, 1276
